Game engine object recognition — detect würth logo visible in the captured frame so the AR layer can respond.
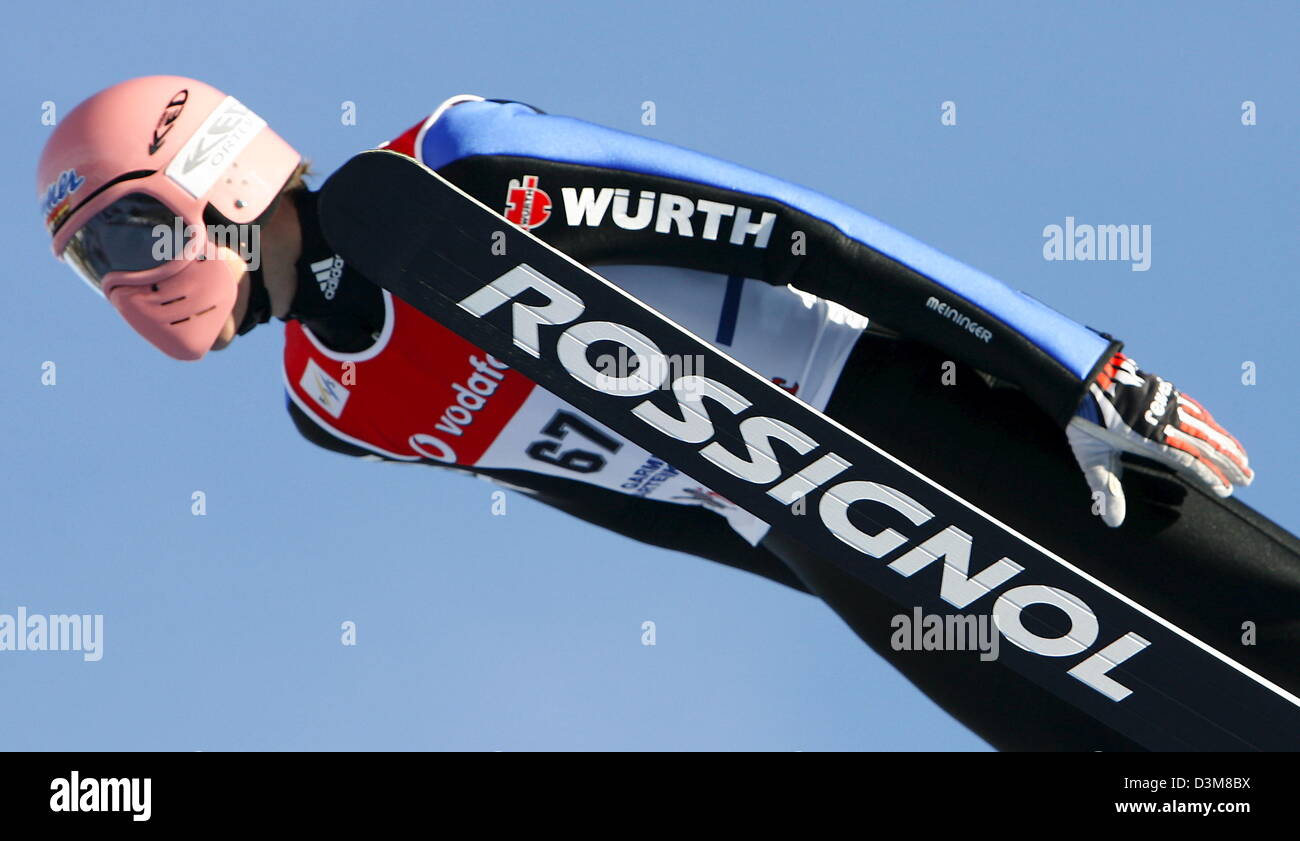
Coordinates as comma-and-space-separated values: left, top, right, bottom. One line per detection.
561, 186, 776, 248
503, 175, 553, 230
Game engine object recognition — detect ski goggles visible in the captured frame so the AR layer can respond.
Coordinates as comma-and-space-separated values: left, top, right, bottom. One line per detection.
59, 191, 195, 292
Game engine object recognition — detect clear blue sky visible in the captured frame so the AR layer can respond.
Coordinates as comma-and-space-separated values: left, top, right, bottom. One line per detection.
2, 0, 1296, 750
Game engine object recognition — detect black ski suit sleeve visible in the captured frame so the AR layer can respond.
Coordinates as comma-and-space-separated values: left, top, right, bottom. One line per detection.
425, 98, 1120, 426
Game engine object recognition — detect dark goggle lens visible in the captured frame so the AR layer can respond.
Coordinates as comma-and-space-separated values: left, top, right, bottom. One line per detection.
61, 193, 180, 289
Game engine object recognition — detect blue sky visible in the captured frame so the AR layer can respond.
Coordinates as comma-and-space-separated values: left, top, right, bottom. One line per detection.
2, 0, 1296, 750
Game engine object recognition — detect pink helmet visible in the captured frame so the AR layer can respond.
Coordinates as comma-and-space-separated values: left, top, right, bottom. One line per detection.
37, 75, 301, 359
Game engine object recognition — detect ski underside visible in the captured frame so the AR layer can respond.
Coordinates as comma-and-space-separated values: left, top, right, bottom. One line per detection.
318, 149, 1300, 751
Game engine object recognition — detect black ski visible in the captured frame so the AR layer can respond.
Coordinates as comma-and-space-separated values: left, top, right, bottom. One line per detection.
318, 149, 1300, 750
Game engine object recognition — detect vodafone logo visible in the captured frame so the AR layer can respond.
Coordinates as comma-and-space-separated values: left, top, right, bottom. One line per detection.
503, 175, 553, 230
408, 354, 511, 463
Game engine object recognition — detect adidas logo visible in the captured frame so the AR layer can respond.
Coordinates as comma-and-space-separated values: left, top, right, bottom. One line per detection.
310, 255, 344, 299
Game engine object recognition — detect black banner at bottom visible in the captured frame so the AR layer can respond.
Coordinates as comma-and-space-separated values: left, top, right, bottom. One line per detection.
4, 751, 1287, 827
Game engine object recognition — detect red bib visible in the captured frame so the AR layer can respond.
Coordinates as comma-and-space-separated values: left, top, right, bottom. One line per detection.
283, 292, 535, 466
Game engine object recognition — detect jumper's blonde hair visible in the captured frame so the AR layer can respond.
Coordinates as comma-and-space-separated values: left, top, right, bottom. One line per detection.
281, 159, 313, 194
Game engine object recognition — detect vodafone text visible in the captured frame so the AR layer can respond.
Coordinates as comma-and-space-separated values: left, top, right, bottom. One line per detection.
408, 354, 509, 464
458, 263, 1151, 702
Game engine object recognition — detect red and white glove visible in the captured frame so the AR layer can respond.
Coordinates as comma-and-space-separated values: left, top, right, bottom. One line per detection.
1066, 353, 1254, 527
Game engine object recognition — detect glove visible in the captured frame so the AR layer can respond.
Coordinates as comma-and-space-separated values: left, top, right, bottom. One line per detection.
1065, 353, 1253, 527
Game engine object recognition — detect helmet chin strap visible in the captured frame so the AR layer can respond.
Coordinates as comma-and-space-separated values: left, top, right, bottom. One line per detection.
235, 266, 272, 335
231, 185, 294, 337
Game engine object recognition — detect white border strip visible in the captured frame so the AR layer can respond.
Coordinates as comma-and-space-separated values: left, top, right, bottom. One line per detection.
298, 289, 396, 363
413, 94, 486, 166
